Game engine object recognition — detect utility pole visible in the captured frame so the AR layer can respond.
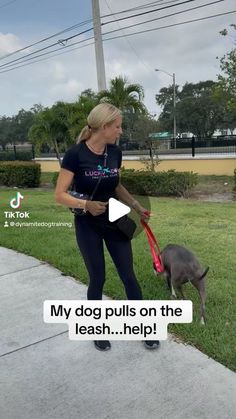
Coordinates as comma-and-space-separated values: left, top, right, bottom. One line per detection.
173, 72, 176, 148
92, 0, 106, 91
155, 68, 177, 148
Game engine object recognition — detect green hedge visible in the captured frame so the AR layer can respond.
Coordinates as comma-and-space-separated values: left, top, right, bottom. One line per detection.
52, 171, 60, 187
0, 151, 32, 161
0, 161, 41, 187
120, 169, 198, 197
233, 168, 236, 199
52, 168, 198, 197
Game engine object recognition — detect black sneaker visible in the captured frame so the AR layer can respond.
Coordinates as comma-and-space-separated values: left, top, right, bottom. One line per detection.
94, 340, 111, 351
143, 340, 160, 350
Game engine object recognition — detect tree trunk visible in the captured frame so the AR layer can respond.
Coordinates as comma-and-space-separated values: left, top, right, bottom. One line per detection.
149, 141, 155, 172
54, 140, 62, 167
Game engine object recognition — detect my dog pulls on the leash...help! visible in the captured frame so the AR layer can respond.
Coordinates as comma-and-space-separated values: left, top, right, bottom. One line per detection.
44, 300, 193, 341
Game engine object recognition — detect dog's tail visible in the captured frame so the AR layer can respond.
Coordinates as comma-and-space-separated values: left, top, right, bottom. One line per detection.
199, 266, 209, 280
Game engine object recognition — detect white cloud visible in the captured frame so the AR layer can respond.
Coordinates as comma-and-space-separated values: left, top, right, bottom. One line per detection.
0, 32, 22, 56
51, 62, 67, 82
0, 0, 235, 116
49, 78, 82, 101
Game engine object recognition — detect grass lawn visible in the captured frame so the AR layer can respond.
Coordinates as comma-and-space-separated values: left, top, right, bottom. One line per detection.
0, 183, 235, 372
191, 175, 234, 196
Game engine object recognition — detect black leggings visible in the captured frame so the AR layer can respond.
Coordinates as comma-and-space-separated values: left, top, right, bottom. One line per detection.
74, 217, 143, 300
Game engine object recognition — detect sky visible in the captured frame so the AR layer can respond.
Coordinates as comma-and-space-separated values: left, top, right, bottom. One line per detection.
0, 0, 235, 117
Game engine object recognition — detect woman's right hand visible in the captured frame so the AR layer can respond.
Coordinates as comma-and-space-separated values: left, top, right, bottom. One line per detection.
85, 200, 108, 216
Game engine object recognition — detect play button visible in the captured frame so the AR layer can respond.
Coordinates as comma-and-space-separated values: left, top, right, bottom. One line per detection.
108, 198, 130, 222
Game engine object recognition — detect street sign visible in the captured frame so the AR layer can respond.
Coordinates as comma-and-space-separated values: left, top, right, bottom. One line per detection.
148, 131, 172, 139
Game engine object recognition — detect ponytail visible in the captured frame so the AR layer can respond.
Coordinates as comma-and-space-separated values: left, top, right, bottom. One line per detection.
76, 125, 92, 144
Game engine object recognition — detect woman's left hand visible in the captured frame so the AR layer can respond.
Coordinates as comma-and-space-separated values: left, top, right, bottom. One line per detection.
134, 204, 150, 222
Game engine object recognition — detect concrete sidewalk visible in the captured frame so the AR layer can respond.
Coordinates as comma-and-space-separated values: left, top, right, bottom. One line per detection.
0, 246, 235, 419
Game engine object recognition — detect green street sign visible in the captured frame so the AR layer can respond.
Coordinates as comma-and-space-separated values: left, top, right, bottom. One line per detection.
148, 131, 172, 139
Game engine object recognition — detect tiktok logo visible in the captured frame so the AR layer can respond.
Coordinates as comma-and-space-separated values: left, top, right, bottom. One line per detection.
10, 192, 24, 209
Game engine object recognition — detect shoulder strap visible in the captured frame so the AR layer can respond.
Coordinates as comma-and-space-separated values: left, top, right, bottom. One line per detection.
71, 145, 108, 200
90, 145, 107, 200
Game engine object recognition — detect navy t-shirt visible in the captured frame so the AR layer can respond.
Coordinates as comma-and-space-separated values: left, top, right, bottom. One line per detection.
61, 141, 122, 224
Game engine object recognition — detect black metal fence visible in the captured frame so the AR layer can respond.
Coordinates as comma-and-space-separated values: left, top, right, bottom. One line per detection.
167, 136, 236, 156
0, 144, 35, 160
1, 137, 236, 160
121, 136, 236, 156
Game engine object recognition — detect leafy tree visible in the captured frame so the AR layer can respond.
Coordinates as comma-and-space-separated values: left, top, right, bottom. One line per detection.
178, 81, 224, 138
0, 116, 12, 150
28, 92, 98, 164
0, 105, 42, 150
28, 103, 70, 165
155, 85, 180, 133
13, 108, 37, 143
156, 81, 223, 138
98, 76, 147, 145
67, 89, 99, 140
218, 24, 236, 94
216, 24, 236, 129
98, 76, 146, 111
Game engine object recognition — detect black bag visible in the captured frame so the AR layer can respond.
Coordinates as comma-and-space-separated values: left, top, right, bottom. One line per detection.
115, 215, 137, 240
69, 191, 90, 216
69, 145, 108, 216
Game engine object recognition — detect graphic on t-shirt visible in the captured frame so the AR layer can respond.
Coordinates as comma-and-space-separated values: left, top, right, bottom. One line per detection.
61, 143, 122, 199
85, 164, 119, 179
97, 164, 110, 174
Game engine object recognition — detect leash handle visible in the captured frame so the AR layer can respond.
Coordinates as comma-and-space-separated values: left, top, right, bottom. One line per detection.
141, 219, 162, 254
145, 228, 162, 269
140, 214, 165, 273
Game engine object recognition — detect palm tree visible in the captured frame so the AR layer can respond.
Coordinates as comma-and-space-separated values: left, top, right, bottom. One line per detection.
28, 104, 70, 166
28, 93, 99, 165
98, 76, 146, 111
98, 76, 147, 145
67, 91, 99, 141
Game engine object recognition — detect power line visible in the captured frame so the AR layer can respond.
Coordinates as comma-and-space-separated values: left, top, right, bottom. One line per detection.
103, 0, 200, 75
0, 0, 179, 62
0, 36, 95, 72
0, 0, 18, 9
103, 0, 225, 38
0, 41, 94, 74
103, 9, 236, 42
0, 0, 220, 70
121, 0, 182, 12
0, 18, 93, 62
102, 0, 199, 25
104, 0, 155, 73
0, 8, 234, 74
102, 0, 183, 16
0, 27, 94, 69
0, 0, 200, 66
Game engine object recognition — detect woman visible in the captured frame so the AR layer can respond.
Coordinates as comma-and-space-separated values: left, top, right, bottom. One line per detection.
55, 103, 160, 352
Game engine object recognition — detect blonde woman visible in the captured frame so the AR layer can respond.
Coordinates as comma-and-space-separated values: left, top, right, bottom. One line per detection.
55, 103, 160, 352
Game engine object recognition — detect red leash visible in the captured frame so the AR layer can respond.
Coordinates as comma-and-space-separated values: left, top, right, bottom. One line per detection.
141, 214, 165, 274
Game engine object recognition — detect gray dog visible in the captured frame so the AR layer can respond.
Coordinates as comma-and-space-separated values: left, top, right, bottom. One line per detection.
154, 244, 209, 325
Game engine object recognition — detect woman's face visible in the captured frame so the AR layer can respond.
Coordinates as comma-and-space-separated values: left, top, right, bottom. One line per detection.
103, 116, 123, 143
